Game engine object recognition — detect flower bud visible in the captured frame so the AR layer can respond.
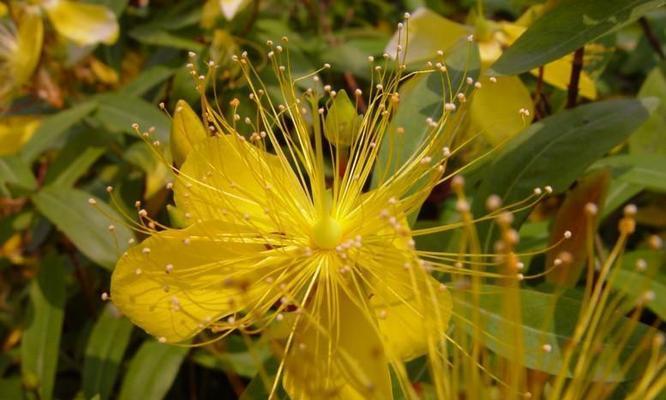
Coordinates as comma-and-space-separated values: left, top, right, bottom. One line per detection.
324, 89, 361, 147
170, 100, 208, 166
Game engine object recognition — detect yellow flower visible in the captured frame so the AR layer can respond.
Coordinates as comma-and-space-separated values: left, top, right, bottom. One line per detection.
0, 115, 41, 155
39, 0, 119, 46
106, 41, 494, 398
0, 13, 43, 105
386, 7, 598, 146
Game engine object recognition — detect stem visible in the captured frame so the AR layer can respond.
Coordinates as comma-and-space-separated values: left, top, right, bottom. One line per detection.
639, 17, 665, 60
566, 48, 584, 109
533, 66, 544, 119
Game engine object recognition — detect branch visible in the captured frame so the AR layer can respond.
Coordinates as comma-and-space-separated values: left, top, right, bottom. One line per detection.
639, 17, 665, 60
567, 48, 584, 109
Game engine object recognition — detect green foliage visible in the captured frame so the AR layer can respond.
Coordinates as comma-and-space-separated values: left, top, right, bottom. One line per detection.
1, 0, 665, 398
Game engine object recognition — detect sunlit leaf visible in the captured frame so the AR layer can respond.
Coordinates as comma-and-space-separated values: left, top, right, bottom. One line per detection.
492, 0, 666, 75
83, 305, 133, 400
118, 340, 187, 400
20, 255, 66, 400
32, 186, 134, 269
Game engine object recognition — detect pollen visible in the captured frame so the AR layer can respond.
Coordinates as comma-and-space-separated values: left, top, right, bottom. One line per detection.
311, 216, 343, 250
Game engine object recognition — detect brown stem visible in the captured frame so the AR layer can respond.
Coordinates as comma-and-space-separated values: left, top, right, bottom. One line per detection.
241, 0, 261, 36
566, 48, 584, 109
343, 72, 367, 112
639, 17, 665, 60
533, 66, 545, 119
67, 248, 96, 316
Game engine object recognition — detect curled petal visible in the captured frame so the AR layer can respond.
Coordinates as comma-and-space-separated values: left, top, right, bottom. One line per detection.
44, 0, 119, 46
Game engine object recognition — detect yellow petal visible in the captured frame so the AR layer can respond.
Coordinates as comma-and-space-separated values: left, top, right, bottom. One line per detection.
373, 272, 451, 361
478, 38, 503, 67
14, 13, 43, 87
110, 220, 273, 343
44, 0, 119, 46
219, 0, 251, 20
470, 76, 534, 146
363, 237, 452, 361
385, 7, 468, 65
174, 135, 309, 232
282, 286, 392, 400
533, 57, 597, 100
0, 116, 41, 156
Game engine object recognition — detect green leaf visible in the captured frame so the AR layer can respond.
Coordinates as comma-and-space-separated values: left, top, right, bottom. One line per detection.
43, 131, 108, 188
629, 63, 666, 155
20, 255, 66, 400
473, 98, 657, 250
371, 39, 480, 223
94, 94, 171, 144
83, 305, 133, 400
20, 101, 98, 163
118, 341, 187, 400
31, 187, 134, 269
611, 250, 666, 320
191, 339, 271, 378
492, 0, 666, 75
452, 286, 651, 380
239, 358, 284, 400
0, 156, 37, 197
592, 154, 666, 193
129, 28, 204, 51
121, 66, 175, 97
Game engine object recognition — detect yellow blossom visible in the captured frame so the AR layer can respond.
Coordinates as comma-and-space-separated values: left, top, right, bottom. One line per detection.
0, 13, 43, 105
39, 0, 119, 46
0, 115, 41, 156
386, 7, 598, 146
107, 36, 498, 399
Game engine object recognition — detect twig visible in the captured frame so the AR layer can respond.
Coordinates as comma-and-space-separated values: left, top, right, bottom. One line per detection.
639, 17, 665, 60
566, 48, 584, 109
241, 0, 261, 36
533, 66, 545, 119
343, 72, 367, 112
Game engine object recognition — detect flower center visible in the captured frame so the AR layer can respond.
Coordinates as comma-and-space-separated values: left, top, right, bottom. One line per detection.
311, 216, 342, 250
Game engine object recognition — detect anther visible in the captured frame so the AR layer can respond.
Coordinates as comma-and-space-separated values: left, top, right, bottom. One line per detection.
88, 198, 97, 205
624, 204, 637, 216
585, 202, 598, 216
165, 264, 174, 274
542, 344, 552, 352
101, 292, 109, 301
142, 247, 150, 254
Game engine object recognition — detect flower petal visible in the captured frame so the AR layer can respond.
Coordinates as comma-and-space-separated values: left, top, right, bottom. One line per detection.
373, 268, 452, 361
470, 76, 534, 146
219, 0, 251, 20
282, 287, 392, 400
174, 135, 310, 233
44, 0, 119, 46
110, 220, 275, 343
14, 13, 44, 87
0, 116, 41, 156
385, 7, 468, 65
534, 58, 598, 100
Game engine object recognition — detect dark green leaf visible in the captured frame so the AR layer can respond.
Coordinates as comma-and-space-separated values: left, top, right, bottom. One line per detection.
118, 341, 187, 400
20, 255, 66, 400
591, 154, 666, 193
20, 101, 98, 163
629, 62, 666, 155
452, 286, 652, 380
473, 98, 657, 250
43, 131, 107, 188
94, 94, 170, 144
492, 0, 666, 75
32, 187, 134, 269
0, 156, 37, 197
611, 250, 666, 320
83, 305, 133, 400
121, 66, 176, 97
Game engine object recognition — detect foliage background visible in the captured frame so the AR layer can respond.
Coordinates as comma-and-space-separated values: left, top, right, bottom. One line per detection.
0, 0, 665, 399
